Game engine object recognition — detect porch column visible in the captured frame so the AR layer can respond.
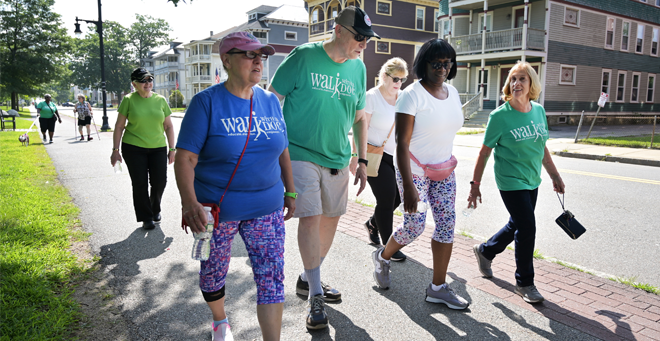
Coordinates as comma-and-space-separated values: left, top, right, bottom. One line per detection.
521, 0, 529, 62
479, 59, 485, 110
469, 10, 473, 35
466, 62, 471, 94
481, 1, 488, 55
540, 59, 547, 105
448, 7, 453, 44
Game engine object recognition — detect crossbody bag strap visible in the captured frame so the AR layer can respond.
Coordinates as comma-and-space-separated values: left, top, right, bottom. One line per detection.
218, 94, 253, 208
380, 123, 396, 147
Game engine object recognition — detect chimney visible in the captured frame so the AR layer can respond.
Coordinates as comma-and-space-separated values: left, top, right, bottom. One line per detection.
210, 31, 214, 36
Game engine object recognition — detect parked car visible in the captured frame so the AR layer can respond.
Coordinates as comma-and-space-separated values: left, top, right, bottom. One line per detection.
61, 102, 74, 107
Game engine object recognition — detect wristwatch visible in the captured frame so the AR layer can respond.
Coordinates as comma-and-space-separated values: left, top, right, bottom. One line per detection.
358, 158, 368, 166
284, 192, 298, 199
470, 181, 481, 185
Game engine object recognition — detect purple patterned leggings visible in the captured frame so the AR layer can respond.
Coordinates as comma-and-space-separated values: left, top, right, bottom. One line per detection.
199, 208, 285, 305
393, 171, 457, 245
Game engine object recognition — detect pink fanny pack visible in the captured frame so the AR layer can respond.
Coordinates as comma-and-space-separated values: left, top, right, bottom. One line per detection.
409, 153, 457, 181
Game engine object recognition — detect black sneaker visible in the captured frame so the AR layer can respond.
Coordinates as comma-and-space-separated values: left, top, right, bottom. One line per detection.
306, 294, 328, 330
153, 213, 161, 222
142, 220, 155, 230
364, 218, 381, 245
390, 250, 407, 262
296, 275, 341, 302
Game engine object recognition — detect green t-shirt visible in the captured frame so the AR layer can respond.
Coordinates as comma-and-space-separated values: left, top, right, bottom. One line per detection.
271, 41, 366, 169
483, 101, 549, 191
118, 92, 172, 149
36, 101, 57, 119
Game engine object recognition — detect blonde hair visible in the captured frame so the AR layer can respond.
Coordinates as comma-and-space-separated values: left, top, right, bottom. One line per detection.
501, 61, 542, 102
378, 57, 408, 86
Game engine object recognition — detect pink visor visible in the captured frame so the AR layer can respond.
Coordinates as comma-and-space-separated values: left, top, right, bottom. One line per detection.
219, 32, 275, 55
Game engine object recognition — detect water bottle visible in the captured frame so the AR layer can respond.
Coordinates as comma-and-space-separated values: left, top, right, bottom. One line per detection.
397, 201, 429, 214
462, 204, 475, 217
113, 161, 123, 174
191, 207, 213, 261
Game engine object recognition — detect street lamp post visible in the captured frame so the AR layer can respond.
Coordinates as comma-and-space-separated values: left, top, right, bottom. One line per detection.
74, 0, 111, 131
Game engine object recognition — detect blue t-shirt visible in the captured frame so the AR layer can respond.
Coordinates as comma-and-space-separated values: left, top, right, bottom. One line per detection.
176, 83, 288, 222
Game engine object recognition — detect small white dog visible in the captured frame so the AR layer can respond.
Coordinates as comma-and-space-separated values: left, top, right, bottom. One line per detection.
19, 133, 29, 146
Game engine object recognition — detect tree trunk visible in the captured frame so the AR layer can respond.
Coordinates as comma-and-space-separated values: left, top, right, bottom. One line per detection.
11, 92, 19, 111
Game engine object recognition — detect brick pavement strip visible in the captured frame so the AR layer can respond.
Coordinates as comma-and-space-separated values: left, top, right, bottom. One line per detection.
338, 201, 660, 341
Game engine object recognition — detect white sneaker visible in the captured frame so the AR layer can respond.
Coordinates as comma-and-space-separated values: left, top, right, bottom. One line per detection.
212, 322, 234, 341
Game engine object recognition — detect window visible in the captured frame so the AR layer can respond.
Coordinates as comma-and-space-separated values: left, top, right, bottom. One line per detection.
434, 9, 440, 32
441, 19, 451, 39
312, 9, 319, 23
377, 0, 391, 16
479, 12, 492, 33
616, 71, 627, 102
376, 41, 390, 54
416, 7, 425, 30
657, 0, 660, 6
631, 72, 641, 102
252, 31, 266, 39
648, 75, 656, 102
652, 28, 659, 56
476, 69, 489, 99
601, 69, 612, 97
559, 65, 577, 85
285, 31, 297, 41
564, 7, 579, 28
331, 5, 338, 18
605, 18, 615, 49
249, 13, 257, 20
346, 0, 355, 7
636, 24, 645, 53
621, 22, 630, 51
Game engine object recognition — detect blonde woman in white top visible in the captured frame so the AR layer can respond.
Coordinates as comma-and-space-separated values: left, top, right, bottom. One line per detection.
352, 57, 408, 262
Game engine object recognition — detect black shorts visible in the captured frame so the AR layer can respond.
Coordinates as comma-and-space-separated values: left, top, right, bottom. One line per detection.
78, 117, 92, 126
39, 117, 56, 133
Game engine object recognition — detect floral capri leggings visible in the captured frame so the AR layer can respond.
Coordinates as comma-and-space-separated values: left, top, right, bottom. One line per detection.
393, 170, 457, 245
199, 208, 285, 305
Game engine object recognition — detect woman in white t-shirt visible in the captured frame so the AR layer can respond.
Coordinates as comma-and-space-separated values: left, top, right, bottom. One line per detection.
370, 39, 469, 310
351, 57, 409, 262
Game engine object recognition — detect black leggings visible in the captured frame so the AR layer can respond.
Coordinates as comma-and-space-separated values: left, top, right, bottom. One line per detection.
121, 143, 168, 222
366, 153, 401, 243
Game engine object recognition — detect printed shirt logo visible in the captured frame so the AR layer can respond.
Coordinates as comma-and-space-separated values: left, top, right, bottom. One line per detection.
220, 112, 285, 141
509, 120, 547, 142
364, 14, 372, 26
310, 72, 356, 100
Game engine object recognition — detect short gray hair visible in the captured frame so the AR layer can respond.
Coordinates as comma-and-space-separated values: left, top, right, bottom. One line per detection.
77, 93, 85, 100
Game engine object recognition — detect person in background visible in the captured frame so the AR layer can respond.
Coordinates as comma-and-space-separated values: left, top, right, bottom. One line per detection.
36, 94, 61, 143
371, 39, 469, 310
351, 57, 408, 262
110, 68, 176, 230
73, 94, 94, 141
469, 61, 565, 304
175, 32, 295, 341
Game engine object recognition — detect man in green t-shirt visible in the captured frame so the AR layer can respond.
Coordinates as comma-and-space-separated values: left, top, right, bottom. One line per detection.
269, 6, 378, 330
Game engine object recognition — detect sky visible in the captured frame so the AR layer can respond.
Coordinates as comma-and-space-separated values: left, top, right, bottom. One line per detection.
53, 0, 307, 44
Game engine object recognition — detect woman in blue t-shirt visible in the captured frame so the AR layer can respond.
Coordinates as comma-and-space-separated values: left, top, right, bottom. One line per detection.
174, 32, 295, 341
467, 61, 565, 305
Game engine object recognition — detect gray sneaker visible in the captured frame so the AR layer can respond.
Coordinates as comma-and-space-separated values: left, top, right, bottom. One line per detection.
515, 285, 544, 303
372, 247, 390, 289
473, 244, 493, 278
425, 283, 470, 310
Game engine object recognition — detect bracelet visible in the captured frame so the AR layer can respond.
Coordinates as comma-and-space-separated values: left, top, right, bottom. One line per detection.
112, 148, 119, 151
351, 153, 358, 157
169, 148, 176, 151
284, 192, 298, 199
358, 158, 368, 166
470, 181, 481, 185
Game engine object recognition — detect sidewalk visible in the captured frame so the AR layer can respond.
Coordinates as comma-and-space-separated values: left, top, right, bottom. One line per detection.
39, 113, 660, 340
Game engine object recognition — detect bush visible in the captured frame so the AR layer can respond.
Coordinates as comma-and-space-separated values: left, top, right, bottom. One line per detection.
169, 90, 184, 108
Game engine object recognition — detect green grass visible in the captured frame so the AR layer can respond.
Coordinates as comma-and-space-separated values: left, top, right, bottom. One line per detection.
456, 129, 485, 135
0, 131, 88, 340
580, 135, 659, 149
170, 108, 186, 112
533, 249, 545, 259
355, 197, 375, 208
610, 276, 660, 295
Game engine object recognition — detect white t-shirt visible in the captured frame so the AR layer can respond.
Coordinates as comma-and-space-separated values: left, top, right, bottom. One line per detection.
394, 81, 464, 176
365, 87, 400, 155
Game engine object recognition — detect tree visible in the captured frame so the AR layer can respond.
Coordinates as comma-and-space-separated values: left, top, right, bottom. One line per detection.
169, 90, 184, 108
0, 0, 71, 110
129, 14, 172, 63
167, 0, 191, 6
69, 21, 134, 103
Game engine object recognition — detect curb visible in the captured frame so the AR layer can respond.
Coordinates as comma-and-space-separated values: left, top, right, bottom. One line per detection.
552, 151, 660, 168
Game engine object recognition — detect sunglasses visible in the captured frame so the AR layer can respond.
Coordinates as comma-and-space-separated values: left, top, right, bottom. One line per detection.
428, 61, 454, 70
387, 74, 407, 83
340, 24, 371, 43
136, 78, 153, 83
226, 50, 269, 60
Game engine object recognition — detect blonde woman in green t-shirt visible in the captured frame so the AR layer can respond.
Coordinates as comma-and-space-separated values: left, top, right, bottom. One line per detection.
468, 61, 565, 304
111, 68, 176, 230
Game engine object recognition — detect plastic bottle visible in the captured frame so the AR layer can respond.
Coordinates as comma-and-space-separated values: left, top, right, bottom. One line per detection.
191, 207, 213, 261
462, 204, 475, 217
397, 201, 429, 214
113, 161, 123, 174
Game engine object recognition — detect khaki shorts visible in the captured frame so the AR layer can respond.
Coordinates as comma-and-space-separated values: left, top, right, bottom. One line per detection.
291, 161, 349, 218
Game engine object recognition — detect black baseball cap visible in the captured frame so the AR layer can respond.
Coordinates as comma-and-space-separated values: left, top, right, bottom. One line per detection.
335, 6, 380, 39
131, 68, 154, 82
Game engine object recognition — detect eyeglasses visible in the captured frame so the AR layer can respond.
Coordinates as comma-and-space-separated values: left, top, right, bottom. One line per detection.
136, 79, 153, 83
387, 74, 407, 83
428, 61, 454, 70
340, 24, 371, 43
226, 50, 269, 60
